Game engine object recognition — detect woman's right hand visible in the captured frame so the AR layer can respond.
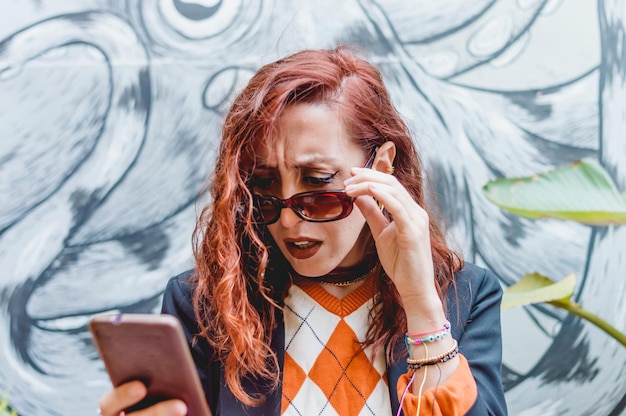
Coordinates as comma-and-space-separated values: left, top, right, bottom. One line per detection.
98, 380, 188, 416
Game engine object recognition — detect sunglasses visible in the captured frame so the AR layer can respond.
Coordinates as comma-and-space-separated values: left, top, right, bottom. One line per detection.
254, 148, 377, 225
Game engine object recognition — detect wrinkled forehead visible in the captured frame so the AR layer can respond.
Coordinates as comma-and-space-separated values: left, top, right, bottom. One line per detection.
251, 102, 351, 165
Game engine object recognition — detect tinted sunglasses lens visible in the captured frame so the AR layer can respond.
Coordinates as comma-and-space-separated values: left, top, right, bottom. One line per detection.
255, 192, 353, 224
298, 193, 349, 220
256, 196, 280, 224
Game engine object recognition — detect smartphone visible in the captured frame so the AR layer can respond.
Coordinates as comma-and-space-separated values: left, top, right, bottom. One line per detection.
89, 313, 211, 415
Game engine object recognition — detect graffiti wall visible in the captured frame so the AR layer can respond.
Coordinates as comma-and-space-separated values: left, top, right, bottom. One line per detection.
1, 1, 624, 415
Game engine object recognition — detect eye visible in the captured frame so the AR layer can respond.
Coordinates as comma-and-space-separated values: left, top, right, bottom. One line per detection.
251, 175, 276, 190
305, 171, 339, 186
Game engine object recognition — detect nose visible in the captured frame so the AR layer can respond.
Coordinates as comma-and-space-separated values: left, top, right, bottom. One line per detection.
277, 205, 302, 228
274, 182, 303, 228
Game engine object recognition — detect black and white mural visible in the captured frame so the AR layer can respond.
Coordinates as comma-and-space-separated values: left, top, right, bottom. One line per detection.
1, 1, 624, 415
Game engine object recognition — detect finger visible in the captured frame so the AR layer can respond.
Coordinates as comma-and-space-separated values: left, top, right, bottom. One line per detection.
346, 169, 415, 211
346, 166, 396, 185
128, 399, 188, 416
367, 182, 415, 218
99, 381, 146, 416
354, 193, 388, 237
348, 180, 421, 231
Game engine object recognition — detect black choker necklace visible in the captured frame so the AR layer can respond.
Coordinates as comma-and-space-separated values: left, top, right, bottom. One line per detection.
291, 258, 378, 287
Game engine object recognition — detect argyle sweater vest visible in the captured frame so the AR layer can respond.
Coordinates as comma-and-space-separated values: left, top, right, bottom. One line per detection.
281, 276, 391, 415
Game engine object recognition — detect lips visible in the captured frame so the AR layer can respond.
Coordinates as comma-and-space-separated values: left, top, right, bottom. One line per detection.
284, 238, 322, 260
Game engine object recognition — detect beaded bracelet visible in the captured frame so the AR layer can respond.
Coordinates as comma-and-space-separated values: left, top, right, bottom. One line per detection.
406, 321, 450, 338
405, 321, 450, 346
405, 325, 450, 345
406, 339, 459, 370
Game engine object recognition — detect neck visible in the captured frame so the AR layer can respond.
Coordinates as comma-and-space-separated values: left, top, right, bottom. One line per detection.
290, 256, 378, 287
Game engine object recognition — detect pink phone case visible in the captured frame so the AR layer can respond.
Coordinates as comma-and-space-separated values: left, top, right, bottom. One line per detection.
89, 313, 211, 415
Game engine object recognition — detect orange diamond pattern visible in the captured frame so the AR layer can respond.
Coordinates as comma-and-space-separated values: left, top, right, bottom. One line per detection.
281, 277, 390, 415
308, 319, 383, 415
281, 352, 307, 411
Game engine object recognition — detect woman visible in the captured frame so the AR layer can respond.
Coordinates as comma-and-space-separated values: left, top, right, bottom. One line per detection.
99, 46, 507, 415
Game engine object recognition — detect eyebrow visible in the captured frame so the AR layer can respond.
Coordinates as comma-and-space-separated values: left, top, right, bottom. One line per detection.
255, 155, 340, 170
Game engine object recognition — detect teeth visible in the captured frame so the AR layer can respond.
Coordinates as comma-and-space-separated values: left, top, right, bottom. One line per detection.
293, 241, 312, 248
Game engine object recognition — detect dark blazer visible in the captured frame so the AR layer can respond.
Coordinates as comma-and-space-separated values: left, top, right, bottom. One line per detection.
161, 262, 508, 415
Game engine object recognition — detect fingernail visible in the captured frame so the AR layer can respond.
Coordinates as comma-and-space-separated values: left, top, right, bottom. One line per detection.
176, 401, 188, 415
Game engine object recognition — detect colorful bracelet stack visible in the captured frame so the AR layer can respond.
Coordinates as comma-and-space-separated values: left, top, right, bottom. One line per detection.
405, 321, 458, 371
406, 339, 459, 370
401, 322, 458, 413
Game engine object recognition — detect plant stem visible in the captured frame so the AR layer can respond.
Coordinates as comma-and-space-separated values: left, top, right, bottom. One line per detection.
550, 301, 626, 347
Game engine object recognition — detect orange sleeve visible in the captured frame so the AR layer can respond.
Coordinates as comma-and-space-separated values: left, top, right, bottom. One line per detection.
396, 354, 477, 415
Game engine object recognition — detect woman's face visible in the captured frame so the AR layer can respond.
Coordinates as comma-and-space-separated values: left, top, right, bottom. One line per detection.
252, 102, 372, 277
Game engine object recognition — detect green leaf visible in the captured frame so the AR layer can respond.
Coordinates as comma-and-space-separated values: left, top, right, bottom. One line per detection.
0, 392, 7, 411
0, 392, 18, 416
482, 158, 626, 225
502, 273, 626, 347
502, 272, 576, 310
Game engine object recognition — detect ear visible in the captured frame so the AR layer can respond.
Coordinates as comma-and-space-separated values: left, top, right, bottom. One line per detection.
373, 141, 396, 174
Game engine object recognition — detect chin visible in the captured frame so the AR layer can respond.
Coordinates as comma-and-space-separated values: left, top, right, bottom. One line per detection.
284, 255, 338, 278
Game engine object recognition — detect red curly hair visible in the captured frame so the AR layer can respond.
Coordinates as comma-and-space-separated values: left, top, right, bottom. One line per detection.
191, 46, 462, 406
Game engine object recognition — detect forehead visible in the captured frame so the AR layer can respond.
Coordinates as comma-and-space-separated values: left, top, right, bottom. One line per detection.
255, 103, 359, 164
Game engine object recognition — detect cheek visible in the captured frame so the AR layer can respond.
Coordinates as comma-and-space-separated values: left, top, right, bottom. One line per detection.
328, 212, 367, 248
